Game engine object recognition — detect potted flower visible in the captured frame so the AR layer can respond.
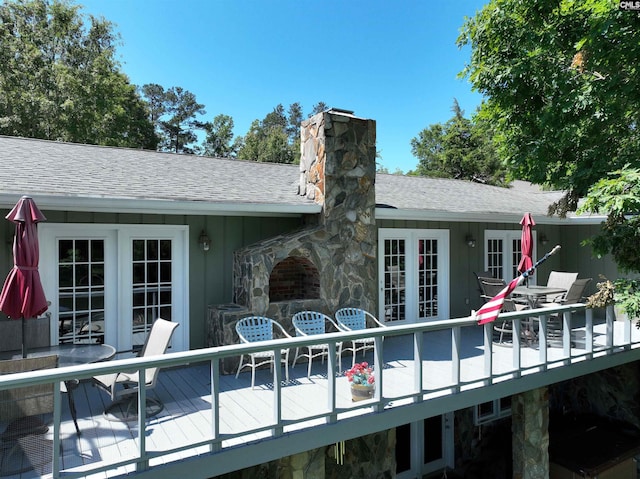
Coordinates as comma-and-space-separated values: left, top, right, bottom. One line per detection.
345, 362, 375, 402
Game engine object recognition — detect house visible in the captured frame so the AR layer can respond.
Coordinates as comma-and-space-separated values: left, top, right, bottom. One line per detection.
0, 109, 636, 478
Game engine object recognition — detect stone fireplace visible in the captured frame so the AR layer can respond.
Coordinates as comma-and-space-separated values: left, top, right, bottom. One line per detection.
207, 109, 377, 372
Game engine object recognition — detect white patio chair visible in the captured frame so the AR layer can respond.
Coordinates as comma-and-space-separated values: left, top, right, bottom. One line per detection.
92, 318, 179, 421
334, 307, 386, 367
291, 311, 343, 378
235, 316, 291, 389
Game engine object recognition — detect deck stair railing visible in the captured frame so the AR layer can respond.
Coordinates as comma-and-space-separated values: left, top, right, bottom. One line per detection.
0, 303, 636, 479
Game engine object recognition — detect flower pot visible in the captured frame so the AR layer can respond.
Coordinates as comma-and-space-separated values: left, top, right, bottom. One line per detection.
351, 383, 375, 402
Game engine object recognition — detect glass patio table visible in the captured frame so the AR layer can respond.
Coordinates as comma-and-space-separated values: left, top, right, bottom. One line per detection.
0, 343, 116, 366
512, 285, 568, 309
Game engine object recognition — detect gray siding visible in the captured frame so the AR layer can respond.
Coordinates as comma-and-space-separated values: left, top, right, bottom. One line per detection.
0, 211, 303, 349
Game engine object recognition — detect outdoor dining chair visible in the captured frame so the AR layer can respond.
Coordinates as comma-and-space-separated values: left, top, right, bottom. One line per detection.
92, 318, 179, 421
541, 278, 592, 345
235, 316, 291, 389
291, 311, 343, 378
478, 278, 529, 344
334, 308, 386, 367
544, 271, 579, 303
0, 355, 57, 476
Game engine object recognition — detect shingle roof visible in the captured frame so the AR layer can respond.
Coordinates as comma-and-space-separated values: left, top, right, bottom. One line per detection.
0, 136, 569, 222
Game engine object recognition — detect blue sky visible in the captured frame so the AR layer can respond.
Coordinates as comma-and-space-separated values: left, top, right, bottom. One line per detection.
78, 0, 488, 173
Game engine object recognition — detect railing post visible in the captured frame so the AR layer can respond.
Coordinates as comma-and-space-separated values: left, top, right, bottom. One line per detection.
413, 331, 424, 401
273, 347, 283, 436
585, 308, 594, 358
327, 339, 337, 423
562, 311, 572, 361
513, 319, 522, 376
606, 304, 615, 353
538, 314, 548, 367
137, 366, 149, 472
483, 323, 493, 384
52, 381, 62, 479
451, 326, 461, 393
210, 358, 221, 453
373, 336, 384, 412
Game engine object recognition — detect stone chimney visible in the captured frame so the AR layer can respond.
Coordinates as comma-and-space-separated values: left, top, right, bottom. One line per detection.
232, 109, 377, 318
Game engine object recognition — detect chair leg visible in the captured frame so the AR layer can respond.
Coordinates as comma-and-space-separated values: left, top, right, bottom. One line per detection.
307, 347, 312, 379
235, 354, 244, 379
64, 380, 81, 436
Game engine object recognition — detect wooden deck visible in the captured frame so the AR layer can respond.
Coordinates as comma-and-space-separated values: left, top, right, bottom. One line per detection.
2, 305, 640, 479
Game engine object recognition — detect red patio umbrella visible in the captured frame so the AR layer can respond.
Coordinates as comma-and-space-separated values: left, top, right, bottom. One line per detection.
0, 196, 48, 358
517, 212, 536, 277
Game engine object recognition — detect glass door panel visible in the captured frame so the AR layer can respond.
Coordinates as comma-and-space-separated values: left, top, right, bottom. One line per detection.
383, 238, 406, 322
57, 239, 105, 344
131, 239, 173, 347
418, 239, 438, 319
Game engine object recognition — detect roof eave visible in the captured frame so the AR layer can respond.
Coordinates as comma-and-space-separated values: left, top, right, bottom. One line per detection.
375, 207, 606, 225
0, 193, 321, 217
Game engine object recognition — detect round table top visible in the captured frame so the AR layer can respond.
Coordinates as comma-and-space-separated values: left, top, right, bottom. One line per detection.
0, 343, 116, 367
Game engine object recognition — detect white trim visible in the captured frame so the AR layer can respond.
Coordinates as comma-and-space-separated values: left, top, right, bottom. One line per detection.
0, 193, 319, 217
39, 223, 189, 352
378, 228, 450, 323
375, 207, 606, 225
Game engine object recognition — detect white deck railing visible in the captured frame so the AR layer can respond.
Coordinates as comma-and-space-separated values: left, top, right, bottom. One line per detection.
0, 303, 637, 478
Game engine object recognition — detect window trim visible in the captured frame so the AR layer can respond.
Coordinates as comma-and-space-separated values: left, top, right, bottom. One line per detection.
39, 223, 189, 352
378, 228, 450, 323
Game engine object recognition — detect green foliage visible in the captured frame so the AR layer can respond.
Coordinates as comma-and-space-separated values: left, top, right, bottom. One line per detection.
237, 102, 326, 164
0, 0, 157, 148
140, 85, 205, 154
458, 0, 640, 215
202, 114, 240, 158
580, 167, 640, 323
410, 100, 506, 185
579, 166, 640, 273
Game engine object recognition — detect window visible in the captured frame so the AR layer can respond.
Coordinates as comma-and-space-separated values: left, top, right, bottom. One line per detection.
379, 229, 450, 323
39, 224, 188, 352
474, 397, 512, 425
484, 230, 537, 282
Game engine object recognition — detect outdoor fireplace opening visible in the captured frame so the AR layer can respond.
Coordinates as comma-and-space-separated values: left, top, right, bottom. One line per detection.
269, 256, 320, 302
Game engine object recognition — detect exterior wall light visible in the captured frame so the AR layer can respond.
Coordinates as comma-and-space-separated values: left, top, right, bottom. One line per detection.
539, 234, 549, 245
199, 230, 211, 252
465, 235, 476, 248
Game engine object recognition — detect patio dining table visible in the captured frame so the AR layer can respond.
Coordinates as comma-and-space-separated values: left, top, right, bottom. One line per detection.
0, 343, 116, 367
512, 285, 567, 309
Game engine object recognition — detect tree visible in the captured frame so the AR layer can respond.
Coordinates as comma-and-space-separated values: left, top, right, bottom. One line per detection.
410, 100, 505, 185
458, 0, 640, 215
202, 114, 241, 158
579, 166, 640, 322
156, 86, 206, 154
0, 0, 157, 149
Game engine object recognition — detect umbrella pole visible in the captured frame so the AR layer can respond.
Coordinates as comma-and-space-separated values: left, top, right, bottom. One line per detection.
22, 317, 27, 358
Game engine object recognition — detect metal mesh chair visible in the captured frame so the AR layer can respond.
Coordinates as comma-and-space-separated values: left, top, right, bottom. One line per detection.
292, 311, 343, 378
0, 355, 57, 476
235, 316, 291, 389
334, 308, 386, 367
93, 318, 179, 421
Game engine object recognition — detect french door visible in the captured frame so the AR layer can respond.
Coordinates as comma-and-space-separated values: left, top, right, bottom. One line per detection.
379, 229, 450, 323
39, 224, 189, 352
484, 230, 537, 282
396, 413, 454, 478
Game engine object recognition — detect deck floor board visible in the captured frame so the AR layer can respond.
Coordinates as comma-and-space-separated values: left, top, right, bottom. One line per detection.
1, 319, 637, 478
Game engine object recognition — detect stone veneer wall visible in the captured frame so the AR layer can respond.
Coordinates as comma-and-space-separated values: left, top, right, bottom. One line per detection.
214, 429, 395, 479
232, 110, 377, 320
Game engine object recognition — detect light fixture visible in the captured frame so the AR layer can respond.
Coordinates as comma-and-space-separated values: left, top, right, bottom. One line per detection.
539, 234, 549, 245
199, 230, 211, 252
465, 234, 476, 248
